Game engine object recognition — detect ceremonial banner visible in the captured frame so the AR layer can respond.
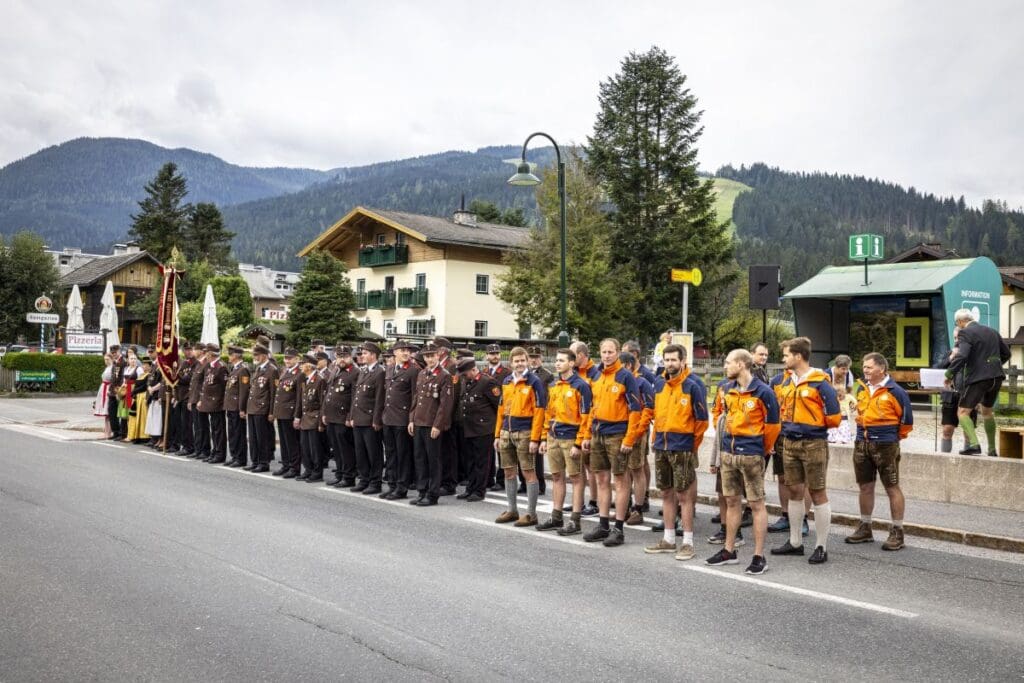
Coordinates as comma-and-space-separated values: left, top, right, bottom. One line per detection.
156, 265, 182, 386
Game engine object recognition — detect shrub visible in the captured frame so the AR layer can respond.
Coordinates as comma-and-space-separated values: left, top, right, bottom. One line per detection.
2, 353, 106, 393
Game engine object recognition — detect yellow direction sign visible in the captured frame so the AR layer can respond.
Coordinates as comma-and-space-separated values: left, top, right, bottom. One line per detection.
670, 267, 703, 286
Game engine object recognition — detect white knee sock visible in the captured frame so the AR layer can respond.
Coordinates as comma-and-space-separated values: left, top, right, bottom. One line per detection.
789, 499, 804, 547
814, 502, 831, 550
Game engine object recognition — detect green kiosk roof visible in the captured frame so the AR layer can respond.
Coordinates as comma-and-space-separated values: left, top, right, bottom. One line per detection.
785, 259, 977, 300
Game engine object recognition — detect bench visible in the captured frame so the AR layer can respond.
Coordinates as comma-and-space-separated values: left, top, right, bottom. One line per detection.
997, 427, 1024, 459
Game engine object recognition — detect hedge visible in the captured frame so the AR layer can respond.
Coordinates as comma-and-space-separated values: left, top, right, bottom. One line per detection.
3, 353, 107, 393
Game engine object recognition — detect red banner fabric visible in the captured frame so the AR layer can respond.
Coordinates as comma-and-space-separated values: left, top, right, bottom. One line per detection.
156, 266, 181, 386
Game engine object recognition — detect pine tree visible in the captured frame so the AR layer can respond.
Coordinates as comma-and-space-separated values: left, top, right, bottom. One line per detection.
587, 47, 734, 345
286, 250, 361, 346
129, 163, 192, 261
185, 202, 235, 269
0, 231, 60, 342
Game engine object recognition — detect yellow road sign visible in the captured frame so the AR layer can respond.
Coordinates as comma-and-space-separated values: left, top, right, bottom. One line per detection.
671, 267, 703, 286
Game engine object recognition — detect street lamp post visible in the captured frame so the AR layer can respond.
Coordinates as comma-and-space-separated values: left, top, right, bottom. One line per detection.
507, 132, 570, 348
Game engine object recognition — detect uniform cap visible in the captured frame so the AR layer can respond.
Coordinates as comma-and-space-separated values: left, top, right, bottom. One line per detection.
252, 343, 269, 355
421, 341, 441, 355
456, 349, 475, 359
334, 344, 352, 355
109, 344, 121, 352
456, 357, 477, 373
391, 340, 417, 351
227, 345, 244, 355
431, 336, 452, 349
360, 342, 381, 355
486, 343, 501, 353
527, 345, 544, 358
310, 339, 324, 347
315, 351, 329, 361
301, 353, 317, 365
206, 343, 220, 353
283, 347, 299, 358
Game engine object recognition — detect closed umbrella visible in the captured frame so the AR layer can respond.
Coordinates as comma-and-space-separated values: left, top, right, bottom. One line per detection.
199, 284, 219, 345
99, 280, 120, 349
66, 284, 85, 333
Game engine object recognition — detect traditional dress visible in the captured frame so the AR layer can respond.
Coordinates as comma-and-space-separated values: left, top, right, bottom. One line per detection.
93, 365, 112, 417
145, 381, 164, 437
125, 368, 151, 442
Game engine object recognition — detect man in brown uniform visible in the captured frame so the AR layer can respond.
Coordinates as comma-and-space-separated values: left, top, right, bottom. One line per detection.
382, 340, 419, 499
272, 348, 304, 478
432, 338, 462, 496
170, 342, 195, 455
246, 342, 277, 473
324, 345, 359, 487
295, 353, 326, 482
408, 342, 454, 506
223, 345, 250, 468
198, 344, 229, 464
348, 342, 386, 494
188, 344, 210, 459
457, 356, 500, 502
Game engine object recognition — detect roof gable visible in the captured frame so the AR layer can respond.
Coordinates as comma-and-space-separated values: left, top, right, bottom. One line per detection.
59, 251, 162, 287
785, 259, 977, 299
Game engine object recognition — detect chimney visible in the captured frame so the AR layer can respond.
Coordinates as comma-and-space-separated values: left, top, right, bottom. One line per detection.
453, 203, 478, 227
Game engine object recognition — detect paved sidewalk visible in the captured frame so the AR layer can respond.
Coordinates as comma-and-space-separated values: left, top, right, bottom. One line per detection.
0, 396, 105, 436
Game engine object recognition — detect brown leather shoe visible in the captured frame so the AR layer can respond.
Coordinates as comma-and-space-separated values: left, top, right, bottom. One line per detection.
882, 526, 905, 551
626, 510, 644, 526
514, 513, 538, 527
844, 522, 874, 544
495, 510, 519, 524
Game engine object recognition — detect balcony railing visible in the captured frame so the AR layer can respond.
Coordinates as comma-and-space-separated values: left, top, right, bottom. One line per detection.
366, 289, 396, 309
397, 287, 428, 308
358, 243, 409, 267
354, 291, 367, 310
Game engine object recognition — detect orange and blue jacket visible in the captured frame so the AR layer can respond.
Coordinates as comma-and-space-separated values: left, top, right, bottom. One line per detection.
719, 378, 781, 457
589, 360, 643, 447
495, 370, 548, 441
541, 372, 593, 445
777, 368, 842, 440
577, 359, 601, 384
854, 376, 914, 443
711, 378, 730, 424
652, 368, 709, 452
634, 370, 655, 436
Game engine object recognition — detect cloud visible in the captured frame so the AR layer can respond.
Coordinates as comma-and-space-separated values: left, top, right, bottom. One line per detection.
176, 74, 222, 116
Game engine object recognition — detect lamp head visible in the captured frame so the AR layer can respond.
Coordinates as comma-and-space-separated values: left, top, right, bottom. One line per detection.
507, 161, 541, 187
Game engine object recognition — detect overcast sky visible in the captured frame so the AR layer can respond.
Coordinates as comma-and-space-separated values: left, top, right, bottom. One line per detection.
2, 1, 1022, 207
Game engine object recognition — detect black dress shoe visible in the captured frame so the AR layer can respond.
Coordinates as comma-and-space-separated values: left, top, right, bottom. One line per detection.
465, 493, 484, 502
770, 540, 805, 556
410, 496, 426, 506
243, 463, 257, 471
252, 464, 270, 473
223, 459, 237, 467
488, 483, 504, 492
209, 457, 226, 464
456, 491, 471, 499
419, 498, 438, 507
272, 467, 288, 476
282, 470, 298, 479
959, 444, 982, 455
389, 491, 408, 500
338, 479, 356, 488
378, 489, 393, 499
439, 487, 455, 497
808, 546, 828, 564
352, 482, 368, 492
296, 471, 310, 481
306, 474, 324, 482
179, 450, 194, 457
362, 486, 381, 495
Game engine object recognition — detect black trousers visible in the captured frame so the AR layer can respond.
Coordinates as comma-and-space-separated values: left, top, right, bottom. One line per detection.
462, 434, 492, 497
300, 429, 325, 474
441, 427, 458, 491
205, 411, 226, 461
193, 409, 210, 456
414, 426, 442, 501
353, 425, 383, 487
227, 410, 248, 464
108, 393, 124, 438
276, 419, 300, 472
248, 414, 275, 464
383, 425, 414, 493
326, 422, 356, 481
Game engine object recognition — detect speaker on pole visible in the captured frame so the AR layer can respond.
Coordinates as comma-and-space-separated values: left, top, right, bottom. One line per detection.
749, 265, 781, 310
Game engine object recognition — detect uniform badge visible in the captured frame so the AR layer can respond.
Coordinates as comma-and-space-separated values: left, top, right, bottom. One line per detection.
452, 376, 459, 385
566, 390, 574, 397
746, 400, 755, 409
801, 389, 809, 397
521, 387, 529, 395
611, 386, 619, 394
680, 398, 688, 406
491, 387, 500, 397
880, 395, 889, 401
241, 376, 249, 384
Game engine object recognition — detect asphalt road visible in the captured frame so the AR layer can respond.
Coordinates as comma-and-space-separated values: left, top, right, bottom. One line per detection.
1, 427, 1022, 682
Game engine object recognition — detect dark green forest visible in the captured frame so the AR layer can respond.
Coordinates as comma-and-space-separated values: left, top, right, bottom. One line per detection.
722, 163, 1024, 288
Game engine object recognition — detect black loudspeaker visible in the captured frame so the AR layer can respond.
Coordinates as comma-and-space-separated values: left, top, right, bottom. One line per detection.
749, 265, 781, 310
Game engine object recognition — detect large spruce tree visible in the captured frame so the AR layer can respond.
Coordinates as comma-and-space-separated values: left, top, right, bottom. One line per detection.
587, 47, 733, 345
184, 202, 235, 269
129, 162, 192, 261
286, 250, 361, 346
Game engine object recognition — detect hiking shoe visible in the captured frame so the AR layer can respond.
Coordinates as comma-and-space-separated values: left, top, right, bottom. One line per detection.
706, 548, 739, 566
557, 520, 582, 536
583, 526, 610, 543
644, 539, 677, 554
536, 516, 563, 531
675, 543, 695, 561
514, 514, 537, 527
707, 528, 726, 544
581, 503, 599, 516
745, 555, 768, 575
958, 444, 982, 455
770, 540, 804, 556
845, 522, 874, 544
602, 528, 625, 547
740, 507, 753, 528
808, 546, 828, 564
640, 498, 651, 513
767, 516, 791, 533
711, 513, 721, 524
626, 510, 644, 526
882, 527, 905, 551
494, 510, 519, 524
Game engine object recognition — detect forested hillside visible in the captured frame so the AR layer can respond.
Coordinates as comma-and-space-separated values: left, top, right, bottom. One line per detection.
721, 163, 1024, 288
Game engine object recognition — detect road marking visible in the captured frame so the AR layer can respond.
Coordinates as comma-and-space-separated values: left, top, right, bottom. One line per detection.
680, 564, 918, 619
0, 423, 71, 442
460, 516, 599, 548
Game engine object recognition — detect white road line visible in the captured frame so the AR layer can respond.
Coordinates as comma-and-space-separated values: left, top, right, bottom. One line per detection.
0, 423, 71, 442
326, 486, 424, 508
460, 516, 599, 548
680, 565, 918, 619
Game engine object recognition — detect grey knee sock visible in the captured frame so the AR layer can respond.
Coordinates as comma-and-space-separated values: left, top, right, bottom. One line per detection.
940, 438, 952, 453
505, 478, 518, 514
527, 481, 539, 516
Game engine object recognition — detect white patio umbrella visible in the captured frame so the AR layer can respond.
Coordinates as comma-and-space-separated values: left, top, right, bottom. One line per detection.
66, 284, 85, 333
98, 280, 120, 349
199, 284, 219, 345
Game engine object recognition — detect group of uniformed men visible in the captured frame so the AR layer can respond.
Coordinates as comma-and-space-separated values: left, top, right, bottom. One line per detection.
149, 332, 913, 576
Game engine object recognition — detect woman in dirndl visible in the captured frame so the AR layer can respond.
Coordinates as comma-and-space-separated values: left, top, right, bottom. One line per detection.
124, 352, 150, 443
94, 353, 113, 438
144, 364, 164, 447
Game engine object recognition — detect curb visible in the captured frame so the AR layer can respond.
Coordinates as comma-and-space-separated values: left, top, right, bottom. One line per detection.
687, 492, 1024, 554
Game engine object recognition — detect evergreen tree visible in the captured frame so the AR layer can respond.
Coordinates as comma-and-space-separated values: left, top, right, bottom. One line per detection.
468, 199, 528, 227
0, 231, 60, 342
286, 250, 361, 346
185, 202, 235, 269
129, 162, 193, 261
586, 47, 733, 345
208, 274, 253, 329
497, 152, 634, 341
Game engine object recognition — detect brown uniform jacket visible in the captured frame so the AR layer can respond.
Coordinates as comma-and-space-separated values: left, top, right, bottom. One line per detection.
459, 372, 501, 438
484, 363, 511, 384
383, 361, 419, 427
350, 364, 385, 427
198, 360, 228, 413
189, 359, 208, 408
411, 365, 454, 430
443, 356, 462, 423
246, 360, 278, 416
272, 365, 303, 420
224, 361, 251, 413
175, 357, 195, 402
323, 363, 359, 424
110, 356, 127, 389
532, 365, 554, 387
296, 372, 325, 430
